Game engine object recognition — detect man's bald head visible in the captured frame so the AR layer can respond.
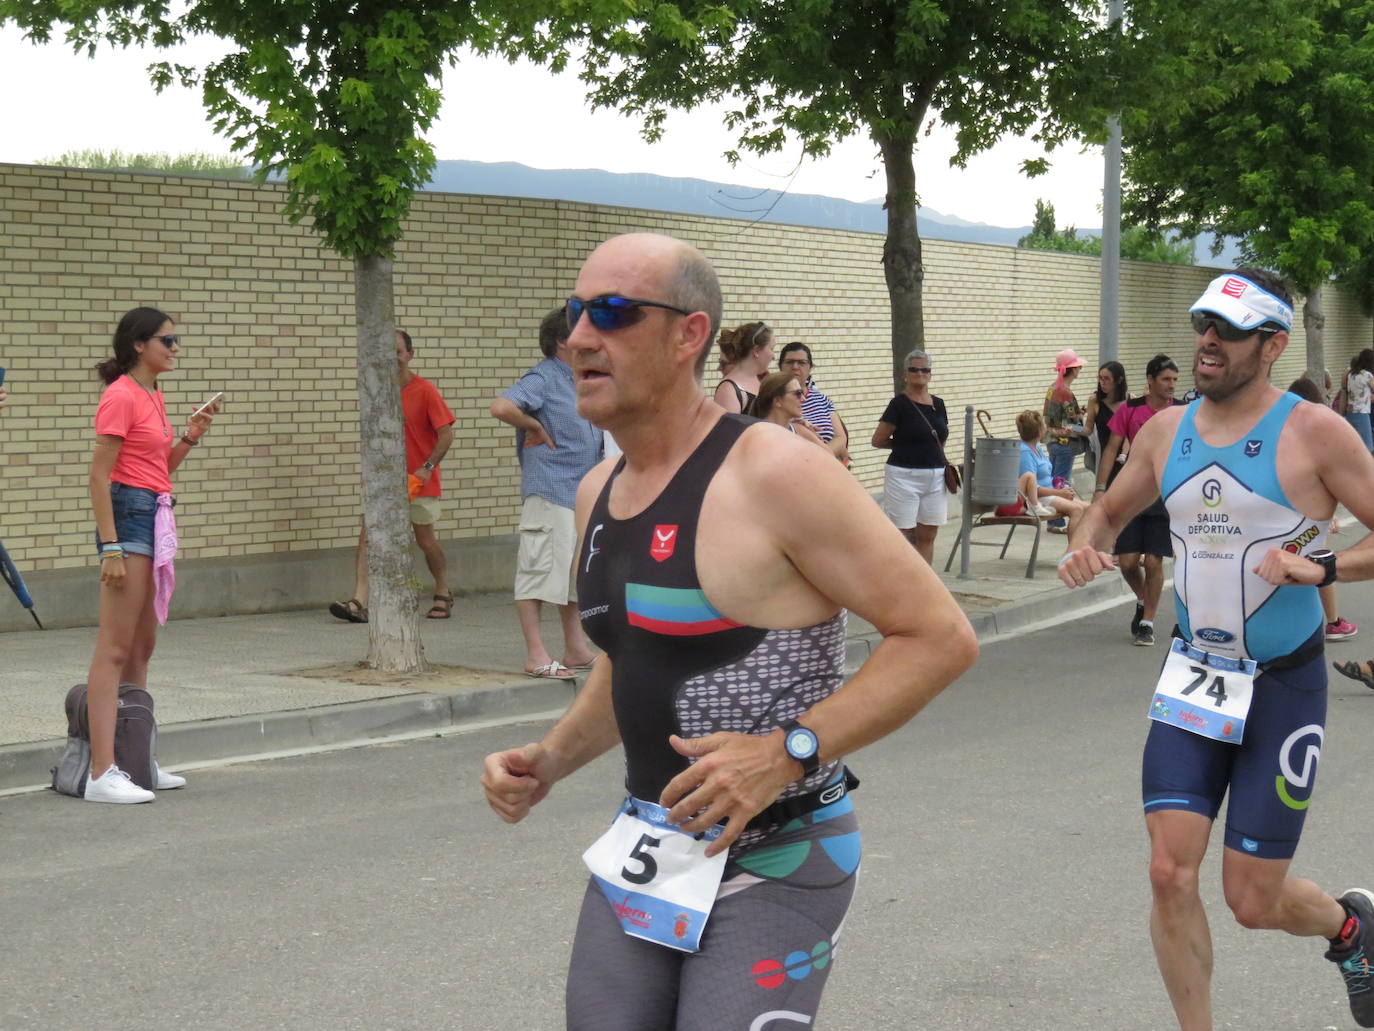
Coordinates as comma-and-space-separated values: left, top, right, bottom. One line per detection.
584, 233, 722, 376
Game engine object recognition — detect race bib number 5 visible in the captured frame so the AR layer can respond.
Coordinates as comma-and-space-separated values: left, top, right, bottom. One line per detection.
1148, 638, 1256, 744
582, 798, 727, 953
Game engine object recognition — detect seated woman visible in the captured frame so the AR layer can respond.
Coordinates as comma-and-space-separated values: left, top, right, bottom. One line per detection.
995, 410, 1087, 534
749, 371, 829, 451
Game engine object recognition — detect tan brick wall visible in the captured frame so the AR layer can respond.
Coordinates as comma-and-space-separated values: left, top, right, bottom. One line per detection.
1, 162, 1368, 574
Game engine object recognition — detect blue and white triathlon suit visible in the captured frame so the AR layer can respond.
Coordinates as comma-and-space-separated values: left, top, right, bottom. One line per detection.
1145, 391, 1330, 860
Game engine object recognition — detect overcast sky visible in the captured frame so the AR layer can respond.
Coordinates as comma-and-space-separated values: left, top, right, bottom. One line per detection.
0, 29, 1108, 229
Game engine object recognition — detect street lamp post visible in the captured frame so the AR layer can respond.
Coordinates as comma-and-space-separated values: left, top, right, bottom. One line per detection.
1099, 0, 1124, 365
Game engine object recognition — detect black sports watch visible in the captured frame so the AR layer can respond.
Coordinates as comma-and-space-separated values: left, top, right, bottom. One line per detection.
422, 460, 436, 471
1308, 548, 1338, 588
780, 720, 820, 777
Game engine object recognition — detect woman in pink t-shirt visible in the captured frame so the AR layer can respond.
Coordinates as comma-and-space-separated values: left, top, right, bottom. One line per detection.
82, 307, 220, 804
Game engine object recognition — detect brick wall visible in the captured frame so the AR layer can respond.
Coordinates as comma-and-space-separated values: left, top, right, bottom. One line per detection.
0, 161, 1368, 578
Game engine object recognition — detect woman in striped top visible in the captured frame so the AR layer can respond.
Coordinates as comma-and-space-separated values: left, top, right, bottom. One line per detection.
778, 342, 851, 463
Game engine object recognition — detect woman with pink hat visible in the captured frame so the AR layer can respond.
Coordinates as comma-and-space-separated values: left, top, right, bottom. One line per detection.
1043, 348, 1090, 499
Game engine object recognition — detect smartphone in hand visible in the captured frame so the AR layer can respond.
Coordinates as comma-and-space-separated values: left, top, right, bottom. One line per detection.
192, 391, 224, 418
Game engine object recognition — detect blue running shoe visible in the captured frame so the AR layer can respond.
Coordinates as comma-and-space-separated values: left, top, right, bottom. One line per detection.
1327, 888, 1374, 1028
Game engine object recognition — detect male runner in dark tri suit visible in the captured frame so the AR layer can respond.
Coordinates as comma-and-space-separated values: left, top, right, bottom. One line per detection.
1060, 268, 1374, 1029
482, 232, 978, 1029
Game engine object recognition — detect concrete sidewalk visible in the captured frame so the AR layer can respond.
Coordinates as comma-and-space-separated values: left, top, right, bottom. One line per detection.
0, 516, 1133, 793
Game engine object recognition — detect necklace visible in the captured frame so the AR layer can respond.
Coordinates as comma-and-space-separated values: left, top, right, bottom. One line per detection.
129, 375, 171, 439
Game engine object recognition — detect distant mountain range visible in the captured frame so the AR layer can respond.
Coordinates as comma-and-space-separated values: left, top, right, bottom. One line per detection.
423, 159, 1237, 266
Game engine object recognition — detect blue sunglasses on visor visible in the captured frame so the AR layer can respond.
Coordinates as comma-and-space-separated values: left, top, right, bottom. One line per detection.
566, 294, 692, 332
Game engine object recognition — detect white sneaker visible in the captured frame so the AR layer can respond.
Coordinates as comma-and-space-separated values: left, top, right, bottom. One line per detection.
153, 762, 186, 790
1033, 503, 1056, 517
84, 764, 155, 804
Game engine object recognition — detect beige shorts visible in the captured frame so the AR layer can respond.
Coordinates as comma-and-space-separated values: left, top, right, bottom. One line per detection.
409, 496, 442, 526
514, 494, 577, 605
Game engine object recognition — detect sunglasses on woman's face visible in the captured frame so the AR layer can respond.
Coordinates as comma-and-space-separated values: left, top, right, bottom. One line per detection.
907, 366, 931, 374
150, 334, 178, 347
565, 295, 692, 332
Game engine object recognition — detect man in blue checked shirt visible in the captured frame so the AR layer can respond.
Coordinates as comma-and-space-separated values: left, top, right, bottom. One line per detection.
491, 308, 604, 679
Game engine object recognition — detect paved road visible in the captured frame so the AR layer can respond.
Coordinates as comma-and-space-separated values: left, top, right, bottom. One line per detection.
4, 584, 1374, 1030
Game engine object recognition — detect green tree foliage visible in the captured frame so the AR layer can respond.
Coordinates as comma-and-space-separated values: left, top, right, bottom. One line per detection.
1018, 200, 1099, 255
40, 149, 250, 177
509, 1, 1104, 390
1118, 227, 1195, 265
1, 0, 505, 671
1029, 199, 1057, 241
1336, 249, 1374, 347
1120, 1, 1374, 373
1019, 199, 1194, 263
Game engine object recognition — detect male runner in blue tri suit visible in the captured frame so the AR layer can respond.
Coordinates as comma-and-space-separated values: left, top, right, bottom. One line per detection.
1060, 267, 1374, 1029
481, 233, 978, 1029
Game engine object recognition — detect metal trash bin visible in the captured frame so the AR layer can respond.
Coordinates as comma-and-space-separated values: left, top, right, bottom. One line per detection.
971, 437, 1022, 506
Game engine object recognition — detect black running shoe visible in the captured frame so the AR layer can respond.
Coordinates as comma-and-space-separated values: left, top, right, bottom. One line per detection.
1131, 602, 1144, 637
1327, 888, 1374, 1028
1134, 624, 1155, 647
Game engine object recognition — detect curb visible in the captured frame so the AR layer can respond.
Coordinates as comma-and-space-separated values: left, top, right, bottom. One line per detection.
840, 572, 1136, 671
965, 573, 1139, 641
0, 578, 1137, 797
0, 677, 574, 796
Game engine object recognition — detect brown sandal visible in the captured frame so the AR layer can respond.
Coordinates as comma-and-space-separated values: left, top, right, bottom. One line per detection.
1333, 659, 1374, 690
328, 598, 368, 623
426, 593, 454, 619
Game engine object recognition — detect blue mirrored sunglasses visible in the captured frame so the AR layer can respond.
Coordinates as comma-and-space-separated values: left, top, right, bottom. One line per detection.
566, 295, 692, 332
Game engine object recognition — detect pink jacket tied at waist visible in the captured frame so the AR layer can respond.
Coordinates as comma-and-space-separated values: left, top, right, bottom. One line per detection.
153, 493, 178, 626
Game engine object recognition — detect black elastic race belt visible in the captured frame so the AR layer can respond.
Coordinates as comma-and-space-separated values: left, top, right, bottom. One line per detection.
1170, 626, 1323, 672
745, 767, 859, 832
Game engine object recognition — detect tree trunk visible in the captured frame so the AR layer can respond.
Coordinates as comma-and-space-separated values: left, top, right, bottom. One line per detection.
1303, 285, 1326, 387
355, 254, 426, 672
878, 133, 925, 393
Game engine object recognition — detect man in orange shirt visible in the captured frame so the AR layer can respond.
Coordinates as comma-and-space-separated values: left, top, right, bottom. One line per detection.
330, 330, 456, 622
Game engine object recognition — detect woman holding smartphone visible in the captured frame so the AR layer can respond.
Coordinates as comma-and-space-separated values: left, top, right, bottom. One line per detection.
83, 307, 219, 803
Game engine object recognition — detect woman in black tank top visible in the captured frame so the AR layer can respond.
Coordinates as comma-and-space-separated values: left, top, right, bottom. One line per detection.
1084, 360, 1128, 485
712, 321, 773, 414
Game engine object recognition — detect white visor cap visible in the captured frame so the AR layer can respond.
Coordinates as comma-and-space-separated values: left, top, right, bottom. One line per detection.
1189, 273, 1292, 333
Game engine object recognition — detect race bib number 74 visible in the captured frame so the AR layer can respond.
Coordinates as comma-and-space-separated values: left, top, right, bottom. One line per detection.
582, 798, 727, 953
1148, 638, 1256, 744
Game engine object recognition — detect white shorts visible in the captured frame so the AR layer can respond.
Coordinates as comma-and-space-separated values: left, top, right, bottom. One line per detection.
882, 465, 948, 529
514, 494, 578, 605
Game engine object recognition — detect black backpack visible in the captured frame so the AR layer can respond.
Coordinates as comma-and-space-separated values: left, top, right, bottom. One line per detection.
51, 683, 158, 797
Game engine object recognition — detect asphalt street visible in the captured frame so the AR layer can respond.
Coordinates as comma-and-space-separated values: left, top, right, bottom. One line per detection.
4, 583, 1374, 1030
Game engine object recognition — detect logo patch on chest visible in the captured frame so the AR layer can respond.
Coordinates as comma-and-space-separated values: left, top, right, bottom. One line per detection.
1244, 440, 1263, 457
650, 525, 678, 562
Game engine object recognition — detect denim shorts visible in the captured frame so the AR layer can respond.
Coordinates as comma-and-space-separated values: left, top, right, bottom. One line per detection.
94, 482, 159, 558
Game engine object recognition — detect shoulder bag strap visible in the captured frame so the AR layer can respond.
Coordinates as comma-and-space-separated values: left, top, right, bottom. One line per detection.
909, 398, 948, 463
